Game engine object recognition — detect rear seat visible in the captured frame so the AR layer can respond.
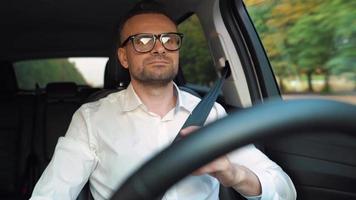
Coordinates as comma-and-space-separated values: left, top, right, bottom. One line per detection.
0, 62, 35, 199
0, 62, 102, 199
34, 82, 83, 172
31, 82, 99, 200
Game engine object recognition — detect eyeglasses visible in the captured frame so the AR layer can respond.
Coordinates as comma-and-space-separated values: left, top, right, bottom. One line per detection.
120, 32, 184, 53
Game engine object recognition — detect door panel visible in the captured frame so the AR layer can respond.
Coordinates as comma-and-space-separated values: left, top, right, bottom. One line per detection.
265, 133, 356, 199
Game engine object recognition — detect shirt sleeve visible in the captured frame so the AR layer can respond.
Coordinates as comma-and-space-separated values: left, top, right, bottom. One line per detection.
209, 103, 296, 200
30, 107, 98, 200
228, 145, 297, 200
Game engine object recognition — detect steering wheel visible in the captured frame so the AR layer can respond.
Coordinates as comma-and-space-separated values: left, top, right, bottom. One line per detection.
110, 99, 356, 200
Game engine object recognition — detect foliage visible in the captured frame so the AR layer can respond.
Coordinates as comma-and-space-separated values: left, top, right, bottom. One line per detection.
245, 0, 356, 93
14, 59, 86, 90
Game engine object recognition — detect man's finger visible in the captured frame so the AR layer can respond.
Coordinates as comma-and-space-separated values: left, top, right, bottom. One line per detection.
180, 125, 200, 136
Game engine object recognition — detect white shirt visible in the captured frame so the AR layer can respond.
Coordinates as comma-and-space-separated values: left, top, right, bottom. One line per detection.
31, 83, 296, 200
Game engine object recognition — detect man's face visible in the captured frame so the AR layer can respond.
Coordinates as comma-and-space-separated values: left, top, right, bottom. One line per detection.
118, 13, 179, 86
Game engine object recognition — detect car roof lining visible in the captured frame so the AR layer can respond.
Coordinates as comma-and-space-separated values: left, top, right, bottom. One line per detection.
0, 0, 203, 61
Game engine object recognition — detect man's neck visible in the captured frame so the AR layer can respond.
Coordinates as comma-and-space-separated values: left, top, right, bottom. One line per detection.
131, 80, 177, 118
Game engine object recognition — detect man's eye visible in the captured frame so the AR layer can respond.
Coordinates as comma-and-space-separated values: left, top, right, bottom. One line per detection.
161, 36, 173, 44
137, 37, 153, 45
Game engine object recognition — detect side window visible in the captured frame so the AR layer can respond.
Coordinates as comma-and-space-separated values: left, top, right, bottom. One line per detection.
178, 14, 217, 87
244, 0, 355, 104
14, 58, 107, 90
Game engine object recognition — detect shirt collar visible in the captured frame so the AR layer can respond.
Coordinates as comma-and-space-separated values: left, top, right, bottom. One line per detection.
122, 83, 143, 112
121, 82, 195, 114
174, 83, 195, 114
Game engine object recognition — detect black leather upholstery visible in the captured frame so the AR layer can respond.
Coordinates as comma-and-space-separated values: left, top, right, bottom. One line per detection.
104, 55, 131, 89
46, 82, 78, 99
0, 62, 35, 199
36, 82, 81, 165
0, 61, 18, 93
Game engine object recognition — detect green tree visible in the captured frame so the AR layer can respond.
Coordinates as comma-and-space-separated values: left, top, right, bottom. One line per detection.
15, 59, 86, 90
246, 0, 355, 93
287, 0, 356, 92
322, 0, 356, 91
246, 0, 314, 92
179, 15, 216, 86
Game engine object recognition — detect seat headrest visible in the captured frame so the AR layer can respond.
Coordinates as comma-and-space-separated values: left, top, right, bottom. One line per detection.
0, 61, 18, 93
46, 82, 78, 98
104, 56, 130, 89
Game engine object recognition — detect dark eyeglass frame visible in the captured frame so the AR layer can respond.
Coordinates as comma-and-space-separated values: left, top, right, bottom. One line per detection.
120, 32, 184, 53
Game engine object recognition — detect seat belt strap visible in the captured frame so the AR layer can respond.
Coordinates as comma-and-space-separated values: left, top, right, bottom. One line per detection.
173, 63, 230, 143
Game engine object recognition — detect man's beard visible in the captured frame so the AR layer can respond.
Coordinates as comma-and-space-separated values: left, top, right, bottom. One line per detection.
130, 55, 178, 86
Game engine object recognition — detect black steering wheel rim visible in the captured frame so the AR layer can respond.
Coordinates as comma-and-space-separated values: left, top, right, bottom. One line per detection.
111, 99, 356, 200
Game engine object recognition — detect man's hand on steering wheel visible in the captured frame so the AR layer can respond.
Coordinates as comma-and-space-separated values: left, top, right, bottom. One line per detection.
180, 126, 262, 197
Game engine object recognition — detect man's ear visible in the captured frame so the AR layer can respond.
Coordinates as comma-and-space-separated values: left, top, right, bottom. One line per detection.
118, 47, 129, 69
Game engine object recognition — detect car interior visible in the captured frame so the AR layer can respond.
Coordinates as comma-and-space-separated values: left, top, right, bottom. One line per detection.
0, 0, 355, 200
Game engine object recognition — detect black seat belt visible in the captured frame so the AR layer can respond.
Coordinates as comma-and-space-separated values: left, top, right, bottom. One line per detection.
172, 62, 230, 143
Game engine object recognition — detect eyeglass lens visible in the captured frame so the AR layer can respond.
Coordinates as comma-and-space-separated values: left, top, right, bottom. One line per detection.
132, 33, 182, 52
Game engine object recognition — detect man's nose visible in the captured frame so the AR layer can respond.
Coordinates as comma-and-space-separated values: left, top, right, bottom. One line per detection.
151, 39, 166, 54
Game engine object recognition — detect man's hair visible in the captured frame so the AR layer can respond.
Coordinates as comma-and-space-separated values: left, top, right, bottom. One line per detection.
117, 1, 176, 47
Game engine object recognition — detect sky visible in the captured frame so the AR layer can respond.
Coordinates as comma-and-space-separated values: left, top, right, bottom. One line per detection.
69, 57, 108, 87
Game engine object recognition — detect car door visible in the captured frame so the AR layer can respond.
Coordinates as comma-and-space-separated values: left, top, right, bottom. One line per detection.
217, 0, 356, 199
